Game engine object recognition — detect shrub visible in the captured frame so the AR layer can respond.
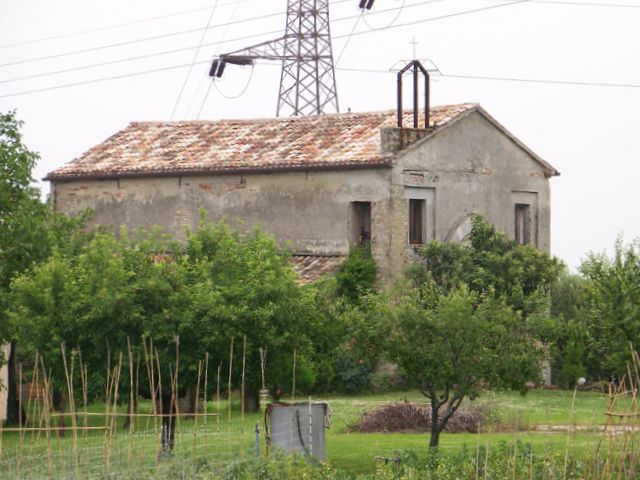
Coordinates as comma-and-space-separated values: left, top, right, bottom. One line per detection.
349, 402, 484, 433
336, 248, 376, 302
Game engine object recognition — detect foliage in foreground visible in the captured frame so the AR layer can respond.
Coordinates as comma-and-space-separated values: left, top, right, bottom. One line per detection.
30, 442, 634, 480
342, 217, 559, 447
8, 219, 319, 409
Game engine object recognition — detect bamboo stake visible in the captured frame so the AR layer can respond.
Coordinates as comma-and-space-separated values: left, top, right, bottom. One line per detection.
173, 335, 181, 441
142, 338, 156, 433
241, 335, 247, 424
61, 344, 79, 475
155, 346, 163, 429
47, 411, 220, 418
39, 356, 53, 478
127, 338, 134, 475
127, 337, 134, 434
292, 348, 297, 402
259, 347, 267, 394
18, 362, 24, 463
193, 359, 202, 461
204, 352, 209, 451
77, 347, 88, 444
228, 337, 234, 428
216, 362, 221, 462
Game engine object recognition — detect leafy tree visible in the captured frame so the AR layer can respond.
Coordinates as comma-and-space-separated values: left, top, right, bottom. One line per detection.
335, 247, 377, 302
407, 215, 561, 317
581, 238, 640, 378
10, 218, 320, 428
550, 272, 590, 387
0, 111, 85, 425
383, 285, 543, 448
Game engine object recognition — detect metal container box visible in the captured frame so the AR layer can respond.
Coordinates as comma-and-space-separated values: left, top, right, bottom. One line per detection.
266, 402, 329, 460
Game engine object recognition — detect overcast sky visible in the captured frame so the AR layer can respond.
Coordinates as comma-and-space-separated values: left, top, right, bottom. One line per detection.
1, 0, 639, 270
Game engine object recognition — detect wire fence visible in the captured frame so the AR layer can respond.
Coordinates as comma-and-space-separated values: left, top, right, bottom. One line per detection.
0, 412, 320, 479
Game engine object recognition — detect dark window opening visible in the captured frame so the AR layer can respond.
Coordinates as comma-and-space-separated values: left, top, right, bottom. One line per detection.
409, 199, 426, 244
515, 204, 531, 245
351, 202, 372, 249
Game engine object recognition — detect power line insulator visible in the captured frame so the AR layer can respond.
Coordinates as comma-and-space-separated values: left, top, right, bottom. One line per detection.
359, 0, 375, 9
209, 59, 226, 78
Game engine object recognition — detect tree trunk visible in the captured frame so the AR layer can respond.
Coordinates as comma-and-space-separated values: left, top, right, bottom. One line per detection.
429, 398, 441, 448
4, 343, 26, 426
245, 387, 260, 413
158, 393, 175, 458
122, 392, 138, 430
52, 388, 66, 437
178, 385, 196, 419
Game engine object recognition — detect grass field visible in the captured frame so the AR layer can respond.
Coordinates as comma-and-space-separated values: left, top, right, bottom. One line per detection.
1, 387, 634, 478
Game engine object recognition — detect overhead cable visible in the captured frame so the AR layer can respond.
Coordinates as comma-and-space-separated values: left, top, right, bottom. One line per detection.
171, 0, 222, 120
0, 0, 441, 70
197, 0, 244, 118
0, 0, 256, 51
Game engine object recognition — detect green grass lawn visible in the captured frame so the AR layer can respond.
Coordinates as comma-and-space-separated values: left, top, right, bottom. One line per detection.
0, 388, 635, 477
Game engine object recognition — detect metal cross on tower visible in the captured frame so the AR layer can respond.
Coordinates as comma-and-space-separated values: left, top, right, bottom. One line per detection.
210, 0, 339, 117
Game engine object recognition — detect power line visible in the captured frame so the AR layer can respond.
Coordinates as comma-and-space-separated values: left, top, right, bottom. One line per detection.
334, 0, 532, 40
0, 0, 259, 51
487, 0, 640, 7
0, 59, 209, 99
3, 57, 640, 102
4, 0, 640, 99
336, 66, 640, 89
0, 0, 425, 70
361, 0, 408, 30
4, 0, 635, 54
171, 0, 221, 120
0, 13, 283, 69
0, 0, 445, 83
335, 13, 363, 66
196, 0, 244, 118
441, 72, 640, 89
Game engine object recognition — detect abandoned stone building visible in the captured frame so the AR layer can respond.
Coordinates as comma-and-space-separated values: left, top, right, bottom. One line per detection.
45, 103, 559, 283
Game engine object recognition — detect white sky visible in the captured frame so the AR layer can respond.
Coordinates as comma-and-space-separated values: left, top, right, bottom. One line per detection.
1, 0, 639, 270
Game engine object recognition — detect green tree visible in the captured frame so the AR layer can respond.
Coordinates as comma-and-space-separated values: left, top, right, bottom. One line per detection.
335, 247, 377, 303
550, 271, 590, 387
581, 238, 640, 378
10, 218, 320, 425
1, 111, 85, 425
407, 215, 561, 317
383, 285, 543, 448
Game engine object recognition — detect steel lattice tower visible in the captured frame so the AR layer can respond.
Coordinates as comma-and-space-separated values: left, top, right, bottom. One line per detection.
210, 0, 339, 117
277, 0, 339, 116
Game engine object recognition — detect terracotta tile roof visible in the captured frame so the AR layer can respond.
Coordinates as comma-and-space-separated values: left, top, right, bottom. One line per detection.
290, 254, 346, 285
45, 104, 477, 180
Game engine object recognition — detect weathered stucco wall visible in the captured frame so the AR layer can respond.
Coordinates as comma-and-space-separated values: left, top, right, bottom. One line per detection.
387, 110, 552, 278
52, 168, 395, 275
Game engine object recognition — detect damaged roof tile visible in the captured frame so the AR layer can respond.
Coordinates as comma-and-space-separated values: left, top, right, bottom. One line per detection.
290, 255, 346, 285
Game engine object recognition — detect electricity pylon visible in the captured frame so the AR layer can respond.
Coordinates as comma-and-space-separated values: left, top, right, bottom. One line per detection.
210, 0, 339, 117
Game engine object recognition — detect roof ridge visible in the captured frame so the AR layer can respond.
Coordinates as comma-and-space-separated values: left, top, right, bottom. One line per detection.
128, 103, 478, 126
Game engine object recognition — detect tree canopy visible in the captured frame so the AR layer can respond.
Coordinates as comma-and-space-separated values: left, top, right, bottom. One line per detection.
580, 239, 640, 378
9, 219, 318, 411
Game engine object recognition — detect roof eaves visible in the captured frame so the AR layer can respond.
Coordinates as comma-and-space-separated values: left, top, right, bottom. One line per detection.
44, 159, 393, 182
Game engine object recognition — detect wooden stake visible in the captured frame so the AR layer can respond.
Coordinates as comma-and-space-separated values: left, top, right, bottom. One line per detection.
292, 348, 297, 402
228, 337, 234, 427
241, 335, 247, 421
